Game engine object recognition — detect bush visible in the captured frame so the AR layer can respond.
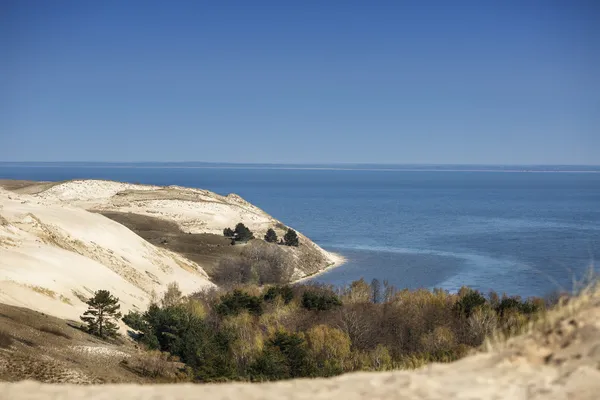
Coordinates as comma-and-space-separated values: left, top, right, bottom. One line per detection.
251, 331, 311, 380
213, 241, 294, 286
283, 229, 299, 247
496, 296, 540, 316
125, 350, 186, 380
122, 310, 147, 331
453, 289, 486, 318
223, 227, 234, 237
217, 290, 264, 316
305, 325, 351, 376
0, 331, 13, 348
39, 325, 72, 339
302, 290, 342, 311
264, 228, 278, 243
122, 279, 544, 384
264, 286, 294, 304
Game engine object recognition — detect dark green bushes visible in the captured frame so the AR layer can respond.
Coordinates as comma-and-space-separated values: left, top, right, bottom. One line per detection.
122, 280, 543, 383
216, 290, 263, 316
301, 289, 342, 311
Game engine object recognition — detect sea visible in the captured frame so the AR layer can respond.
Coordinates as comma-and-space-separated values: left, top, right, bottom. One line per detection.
2, 162, 600, 299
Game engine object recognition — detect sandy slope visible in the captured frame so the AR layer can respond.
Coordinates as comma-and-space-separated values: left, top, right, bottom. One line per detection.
30, 180, 344, 277
0, 188, 213, 321
3, 286, 599, 399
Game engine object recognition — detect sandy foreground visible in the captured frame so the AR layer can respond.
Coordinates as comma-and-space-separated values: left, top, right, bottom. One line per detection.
2, 287, 600, 399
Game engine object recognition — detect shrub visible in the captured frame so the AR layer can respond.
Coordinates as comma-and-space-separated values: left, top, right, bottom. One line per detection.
342, 278, 371, 303
420, 326, 456, 354
122, 310, 147, 331
368, 345, 392, 371
305, 325, 351, 376
453, 289, 486, 318
0, 331, 13, 349
161, 282, 183, 308
213, 241, 294, 286
125, 350, 185, 379
283, 229, 299, 247
39, 325, 72, 339
264, 228, 278, 243
251, 331, 310, 380
264, 286, 294, 304
467, 304, 497, 343
217, 290, 264, 316
223, 227, 234, 237
302, 290, 342, 311
496, 296, 541, 316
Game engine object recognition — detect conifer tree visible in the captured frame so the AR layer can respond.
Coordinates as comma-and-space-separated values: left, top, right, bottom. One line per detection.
264, 228, 278, 243
283, 228, 299, 247
80, 290, 122, 338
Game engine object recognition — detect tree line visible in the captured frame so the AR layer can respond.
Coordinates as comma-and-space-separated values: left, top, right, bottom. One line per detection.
223, 223, 299, 247
99, 279, 546, 382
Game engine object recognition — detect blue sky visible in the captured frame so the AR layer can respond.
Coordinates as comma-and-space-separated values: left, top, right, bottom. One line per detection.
1, 1, 599, 164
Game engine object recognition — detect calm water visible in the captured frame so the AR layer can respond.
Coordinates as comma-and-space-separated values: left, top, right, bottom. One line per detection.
2, 163, 599, 298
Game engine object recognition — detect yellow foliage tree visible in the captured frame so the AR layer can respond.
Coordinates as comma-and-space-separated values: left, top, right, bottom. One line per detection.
305, 324, 352, 376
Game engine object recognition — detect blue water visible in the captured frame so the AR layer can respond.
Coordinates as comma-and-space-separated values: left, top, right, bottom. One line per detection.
1, 163, 599, 298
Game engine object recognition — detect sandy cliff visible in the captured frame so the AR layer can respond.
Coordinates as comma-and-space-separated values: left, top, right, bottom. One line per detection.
0, 179, 342, 320
0, 187, 213, 321
25, 179, 342, 277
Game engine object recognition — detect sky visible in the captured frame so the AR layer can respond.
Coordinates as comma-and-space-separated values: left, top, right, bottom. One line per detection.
1, 1, 599, 164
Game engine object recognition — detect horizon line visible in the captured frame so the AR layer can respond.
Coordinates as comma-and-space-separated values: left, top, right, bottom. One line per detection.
1, 161, 600, 167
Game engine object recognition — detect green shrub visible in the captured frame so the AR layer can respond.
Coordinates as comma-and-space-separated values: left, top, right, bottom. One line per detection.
301, 290, 342, 311
453, 289, 486, 318
122, 310, 147, 331
217, 290, 264, 316
263, 286, 294, 304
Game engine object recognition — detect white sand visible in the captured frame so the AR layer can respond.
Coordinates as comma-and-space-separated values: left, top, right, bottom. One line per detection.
33, 180, 343, 274
0, 187, 213, 322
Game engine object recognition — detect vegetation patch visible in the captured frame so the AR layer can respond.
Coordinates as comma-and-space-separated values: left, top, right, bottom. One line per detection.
0, 331, 13, 348
39, 325, 72, 339
27, 285, 57, 299
119, 279, 544, 383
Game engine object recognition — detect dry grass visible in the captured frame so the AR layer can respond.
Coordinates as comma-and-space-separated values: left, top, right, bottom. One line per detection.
39, 325, 72, 339
26, 285, 57, 299
0, 331, 13, 348
122, 350, 187, 381
71, 290, 88, 303
484, 267, 599, 352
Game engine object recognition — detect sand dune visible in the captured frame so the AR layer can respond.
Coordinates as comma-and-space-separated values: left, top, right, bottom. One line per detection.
0, 187, 213, 321
21, 179, 343, 277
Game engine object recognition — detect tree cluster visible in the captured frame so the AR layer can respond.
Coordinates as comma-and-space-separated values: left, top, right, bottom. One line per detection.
223, 223, 255, 243
121, 279, 543, 382
213, 241, 295, 286
223, 224, 299, 247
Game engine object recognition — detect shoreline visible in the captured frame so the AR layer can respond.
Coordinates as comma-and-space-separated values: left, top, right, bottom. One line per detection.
293, 250, 347, 284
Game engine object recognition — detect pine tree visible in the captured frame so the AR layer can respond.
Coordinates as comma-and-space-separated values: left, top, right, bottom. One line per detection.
234, 222, 255, 242
80, 290, 122, 338
283, 228, 299, 247
264, 228, 278, 243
